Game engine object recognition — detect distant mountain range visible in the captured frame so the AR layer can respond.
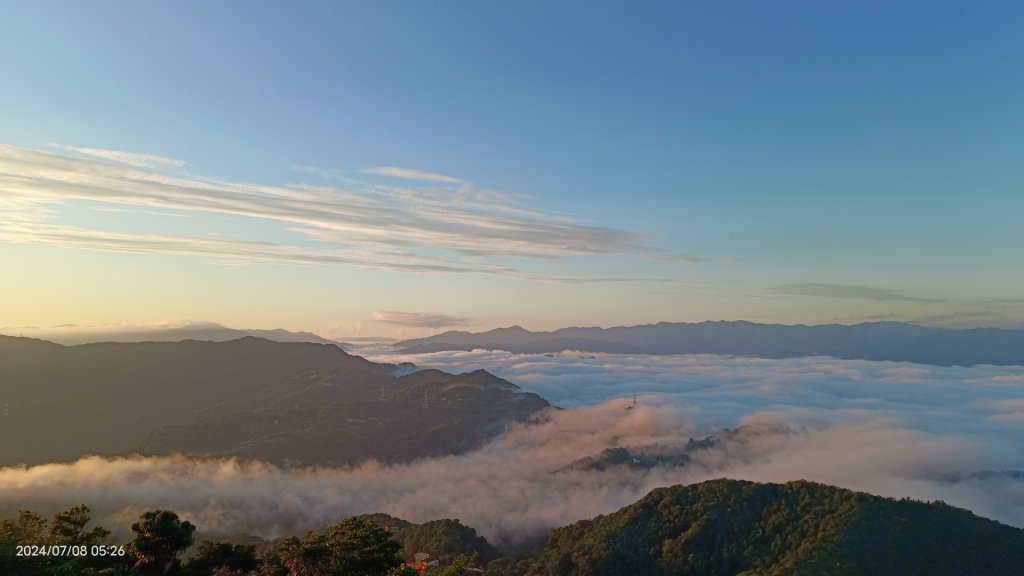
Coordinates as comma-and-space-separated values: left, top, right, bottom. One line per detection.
522, 478, 1024, 576
396, 321, 1024, 367
0, 335, 548, 467
0, 325, 347, 347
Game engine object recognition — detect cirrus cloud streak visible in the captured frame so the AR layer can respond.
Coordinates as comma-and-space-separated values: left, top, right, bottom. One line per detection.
0, 144, 686, 281
770, 282, 937, 303
372, 311, 471, 329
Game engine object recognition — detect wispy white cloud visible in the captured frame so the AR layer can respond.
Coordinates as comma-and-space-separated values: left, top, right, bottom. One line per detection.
361, 166, 465, 184
87, 205, 191, 218
49, 143, 185, 169
770, 282, 937, 303
372, 311, 470, 329
0, 221, 494, 274
0, 197, 56, 222
0, 144, 687, 279
524, 274, 681, 285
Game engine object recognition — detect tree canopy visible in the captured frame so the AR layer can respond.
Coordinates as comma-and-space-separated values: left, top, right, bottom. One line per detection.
129, 510, 196, 575
278, 516, 409, 576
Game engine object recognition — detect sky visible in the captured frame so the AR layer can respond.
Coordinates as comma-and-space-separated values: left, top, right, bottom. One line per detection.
2, 1, 1023, 338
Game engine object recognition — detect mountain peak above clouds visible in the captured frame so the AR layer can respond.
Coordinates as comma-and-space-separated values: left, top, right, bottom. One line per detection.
396, 321, 1024, 367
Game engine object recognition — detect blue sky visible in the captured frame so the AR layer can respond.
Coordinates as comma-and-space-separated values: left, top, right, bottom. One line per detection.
2, 1, 1022, 337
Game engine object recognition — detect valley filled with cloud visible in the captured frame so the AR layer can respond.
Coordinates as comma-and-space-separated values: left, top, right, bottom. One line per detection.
2, 352, 1021, 546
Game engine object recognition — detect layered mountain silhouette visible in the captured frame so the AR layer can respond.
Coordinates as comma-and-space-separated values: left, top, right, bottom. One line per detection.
0, 335, 548, 466
396, 321, 1024, 367
523, 478, 1024, 576
0, 325, 346, 347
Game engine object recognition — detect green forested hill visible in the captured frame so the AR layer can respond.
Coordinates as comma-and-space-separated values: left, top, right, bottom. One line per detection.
524, 479, 1024, 576
352, 514, 501, 565
0, 335, 548, 466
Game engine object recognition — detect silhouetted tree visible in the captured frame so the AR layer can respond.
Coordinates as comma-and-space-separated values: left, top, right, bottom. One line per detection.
128, 510, 196, 575
1, 510, 47, 543
49, 504, 124, 575
279, 516, 407, 576
183, 540, 259, 576
49, 504, 110, 546
280, 531, 332, 576
0, 510, 49, 576
1, 506, 121, 575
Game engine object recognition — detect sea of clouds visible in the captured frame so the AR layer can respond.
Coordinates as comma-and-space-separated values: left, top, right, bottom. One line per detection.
2, 350, 1023, 545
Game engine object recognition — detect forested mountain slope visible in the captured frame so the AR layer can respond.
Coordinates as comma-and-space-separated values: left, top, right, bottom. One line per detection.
0, 336, 548, 466
524, 479, 1024, 576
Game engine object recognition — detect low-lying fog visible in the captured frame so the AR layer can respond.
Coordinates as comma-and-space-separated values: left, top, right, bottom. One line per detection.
2, 351, 1022, 545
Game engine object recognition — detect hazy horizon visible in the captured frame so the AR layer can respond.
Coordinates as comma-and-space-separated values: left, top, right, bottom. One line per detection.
4, 314, 1024, 347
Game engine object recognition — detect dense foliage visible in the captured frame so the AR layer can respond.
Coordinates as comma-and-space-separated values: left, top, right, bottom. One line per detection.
275, 517, 413, 576
0, 506, 130, 576
524, 479, 1024, 576
390, 518, 499, 565
5, 479, 1024, 575
0, 507, 485, 576
129, 510, 196, 575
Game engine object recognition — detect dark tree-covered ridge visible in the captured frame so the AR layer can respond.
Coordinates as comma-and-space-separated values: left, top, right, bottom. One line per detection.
525, 478, 1024, 576
0, 336, 548, 467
